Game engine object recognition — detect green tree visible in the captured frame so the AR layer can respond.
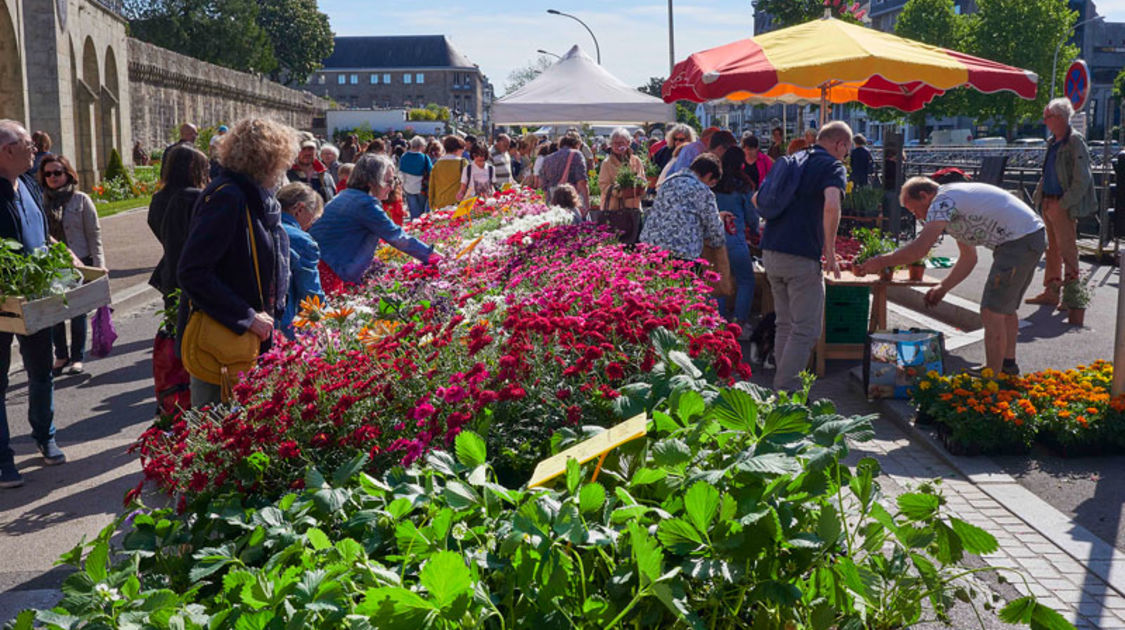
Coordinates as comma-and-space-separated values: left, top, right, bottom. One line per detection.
964, 0, 1077, 138
257, 0, 334, 85
638, 76, 664, 98
504, 55, 555, 95
126, 0, 278, 75
751, 0, 863, 28
894, 0, 971, 139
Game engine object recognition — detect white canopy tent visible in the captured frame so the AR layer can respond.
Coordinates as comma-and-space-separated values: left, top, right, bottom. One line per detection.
492, 45, 674, 125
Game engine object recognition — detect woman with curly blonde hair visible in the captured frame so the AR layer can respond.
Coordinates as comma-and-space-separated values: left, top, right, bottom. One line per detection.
177, 117, 298, 407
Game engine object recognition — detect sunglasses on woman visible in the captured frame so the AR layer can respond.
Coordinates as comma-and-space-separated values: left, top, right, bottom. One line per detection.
44, 169, 66, 178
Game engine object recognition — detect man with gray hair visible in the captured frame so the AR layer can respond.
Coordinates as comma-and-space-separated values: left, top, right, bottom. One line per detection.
0, 119, 67, 487
1025, 97, 1097, 307
490, 134, 513, 186
399, 136, 433, 219
161, 122, 198, 163
758, 120, 852, 391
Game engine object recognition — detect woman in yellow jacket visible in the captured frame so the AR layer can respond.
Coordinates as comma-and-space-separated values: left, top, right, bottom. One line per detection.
428, 135, 468, 210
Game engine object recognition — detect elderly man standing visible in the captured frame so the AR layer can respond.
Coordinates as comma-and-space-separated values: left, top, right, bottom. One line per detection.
0, 120, 67, 488
757, 121, 851, 392
490, 134, 514, 186
1025, 97, 1097, 307
287, 140, 336, 204
161, 122, 198, 163
856, 177, 1045, 376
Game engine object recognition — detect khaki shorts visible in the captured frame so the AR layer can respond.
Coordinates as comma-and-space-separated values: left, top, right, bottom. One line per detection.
982, 229, 1046, 314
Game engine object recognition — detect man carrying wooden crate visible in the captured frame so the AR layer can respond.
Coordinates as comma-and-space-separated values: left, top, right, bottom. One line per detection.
0, 119, 66, 488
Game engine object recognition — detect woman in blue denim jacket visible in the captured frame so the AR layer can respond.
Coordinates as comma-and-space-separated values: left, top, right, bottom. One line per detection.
310, 153, 435, 288
277, 182, 325, 337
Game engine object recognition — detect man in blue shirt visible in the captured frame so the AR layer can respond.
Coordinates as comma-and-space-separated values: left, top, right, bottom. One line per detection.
758, 120, 851, 392
0, 120, 67, 488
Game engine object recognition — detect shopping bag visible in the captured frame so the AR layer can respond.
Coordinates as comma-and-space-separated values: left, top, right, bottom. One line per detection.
702, 244, 735, 297
153, 330, 191, 417
863, 329, 945, 399
89, 305, 117, 358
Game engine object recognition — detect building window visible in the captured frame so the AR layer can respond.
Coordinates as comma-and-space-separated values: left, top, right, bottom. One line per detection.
416, 73, 424, 84
350, 74, 358, 85
383, 73, 391, 83
370, 74, 378, 84
404, 73, 412, 84
337, 74, 346, 85
318, 74, 326, 85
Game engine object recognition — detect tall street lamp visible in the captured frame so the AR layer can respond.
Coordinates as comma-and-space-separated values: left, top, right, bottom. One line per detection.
537, 49, 561, 60
668, 0, 675, 75
547, 9, 601, 64
1051, 15, 1104, 100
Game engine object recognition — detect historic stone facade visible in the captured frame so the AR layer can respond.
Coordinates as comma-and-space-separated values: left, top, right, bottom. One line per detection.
2, 0, 133, 185
2, 0, 325, 186
128, 39, 325, 155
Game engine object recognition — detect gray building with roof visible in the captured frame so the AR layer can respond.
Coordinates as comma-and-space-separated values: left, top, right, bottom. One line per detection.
298, 35, 488, 126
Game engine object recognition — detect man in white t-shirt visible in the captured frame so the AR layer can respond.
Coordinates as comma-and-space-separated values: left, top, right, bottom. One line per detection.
854, 177, 1046, 376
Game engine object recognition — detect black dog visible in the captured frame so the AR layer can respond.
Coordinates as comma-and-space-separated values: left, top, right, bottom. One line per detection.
747, 312, 776, 369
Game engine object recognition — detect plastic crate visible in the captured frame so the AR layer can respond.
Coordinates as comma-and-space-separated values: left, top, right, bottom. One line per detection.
824, 286, 870, 344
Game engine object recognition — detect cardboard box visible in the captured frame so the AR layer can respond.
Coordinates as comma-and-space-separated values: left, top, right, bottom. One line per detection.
0, 266, 111, 335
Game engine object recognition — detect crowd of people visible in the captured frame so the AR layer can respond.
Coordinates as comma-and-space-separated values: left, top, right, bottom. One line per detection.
0, 94, 1098, 487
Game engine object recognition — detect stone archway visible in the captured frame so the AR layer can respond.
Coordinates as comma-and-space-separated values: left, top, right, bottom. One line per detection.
103, 45, 120, 165
0, 3, 25, 122
76, 36, 101, 184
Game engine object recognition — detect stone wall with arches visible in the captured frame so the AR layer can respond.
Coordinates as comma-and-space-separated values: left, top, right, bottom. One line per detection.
3, 0, 324, 186
128, 39, 325, 156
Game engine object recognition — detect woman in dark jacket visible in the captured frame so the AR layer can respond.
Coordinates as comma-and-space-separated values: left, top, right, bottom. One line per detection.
177, 118, 296, 408
149, 145, 209, 300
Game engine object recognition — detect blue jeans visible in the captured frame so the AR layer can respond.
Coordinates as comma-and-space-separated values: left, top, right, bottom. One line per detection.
0, 329, 56, 466
716, 235, 755, 323
405, 193, 429, 219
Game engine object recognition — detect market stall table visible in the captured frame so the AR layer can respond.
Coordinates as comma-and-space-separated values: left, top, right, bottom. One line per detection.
814, 269, 939, 375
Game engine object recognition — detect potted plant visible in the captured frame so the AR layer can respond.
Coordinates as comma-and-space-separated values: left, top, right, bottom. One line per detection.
644, 156, 661, 189
852, 228, 897, 280
1061, 273, 1095, 326
908, 259, 926, 281
614, 166, 646, 202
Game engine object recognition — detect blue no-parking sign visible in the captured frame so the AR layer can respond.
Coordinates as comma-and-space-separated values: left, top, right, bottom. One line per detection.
1065, 60, 1091, 110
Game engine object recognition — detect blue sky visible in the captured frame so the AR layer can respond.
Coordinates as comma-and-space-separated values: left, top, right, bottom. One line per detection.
319, 0, 1125, 96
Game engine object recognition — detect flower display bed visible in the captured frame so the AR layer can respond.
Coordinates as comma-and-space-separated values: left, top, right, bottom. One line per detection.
913, 362, 1125, 456
15, 189, 1072, 629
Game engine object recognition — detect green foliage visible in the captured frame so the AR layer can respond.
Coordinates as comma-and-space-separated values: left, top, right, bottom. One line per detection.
613, 165, 644, 190
0, 239, 80, 301
126, 0, 279, 75
963, 0, 1077, 136
852, 227, 897, 264
103, 148, 131, 187
257, 0, 334, 85
637, 76, 664, 98
22, 385, 1072, 630
1061, 273, 1095, 309
675, 103, 701, 132
751, 0, 863, 27
894, 0, 972, 136
407, 105, 451, 122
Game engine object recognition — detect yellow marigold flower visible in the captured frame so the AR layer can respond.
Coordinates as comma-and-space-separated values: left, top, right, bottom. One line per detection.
980, 367, 995, 379
919, 381, 932, 391
986, 381, 999, 393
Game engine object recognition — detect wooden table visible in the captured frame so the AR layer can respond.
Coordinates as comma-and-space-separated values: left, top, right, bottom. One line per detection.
813, 269, 939, 375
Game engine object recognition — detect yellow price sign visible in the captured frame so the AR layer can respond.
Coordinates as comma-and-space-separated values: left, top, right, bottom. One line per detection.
455, 235, 485, 260
528, 413, 647, 488
453, 197, 477, 219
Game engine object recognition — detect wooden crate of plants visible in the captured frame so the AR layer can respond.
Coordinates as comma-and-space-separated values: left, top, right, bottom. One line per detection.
0, 266, 111, 335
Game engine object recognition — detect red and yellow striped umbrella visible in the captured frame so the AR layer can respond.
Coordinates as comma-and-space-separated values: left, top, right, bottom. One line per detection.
662, 17, 1038, 111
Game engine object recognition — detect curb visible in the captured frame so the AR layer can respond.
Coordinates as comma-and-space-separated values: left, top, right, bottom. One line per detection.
846, 367, 1125, 601
888, 285, 983, 331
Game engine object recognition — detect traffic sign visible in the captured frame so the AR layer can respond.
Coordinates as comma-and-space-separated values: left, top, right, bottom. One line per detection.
1065, 60, 1091, 110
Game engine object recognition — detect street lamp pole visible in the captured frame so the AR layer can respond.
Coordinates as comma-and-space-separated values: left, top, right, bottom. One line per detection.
536, 49, 561, 60
547, 9, 601, 64
1051, 15, 1103, 100
668, 0, 675, 75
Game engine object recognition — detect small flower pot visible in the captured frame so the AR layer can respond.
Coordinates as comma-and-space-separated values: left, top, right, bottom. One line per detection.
1068, 308, 1086, 326
879, 267, 895, 282
620, 185, 646, 201
908, 264, 926, 281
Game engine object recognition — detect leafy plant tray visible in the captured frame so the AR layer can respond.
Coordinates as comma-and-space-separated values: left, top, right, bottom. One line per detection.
0, 266, 110, 335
